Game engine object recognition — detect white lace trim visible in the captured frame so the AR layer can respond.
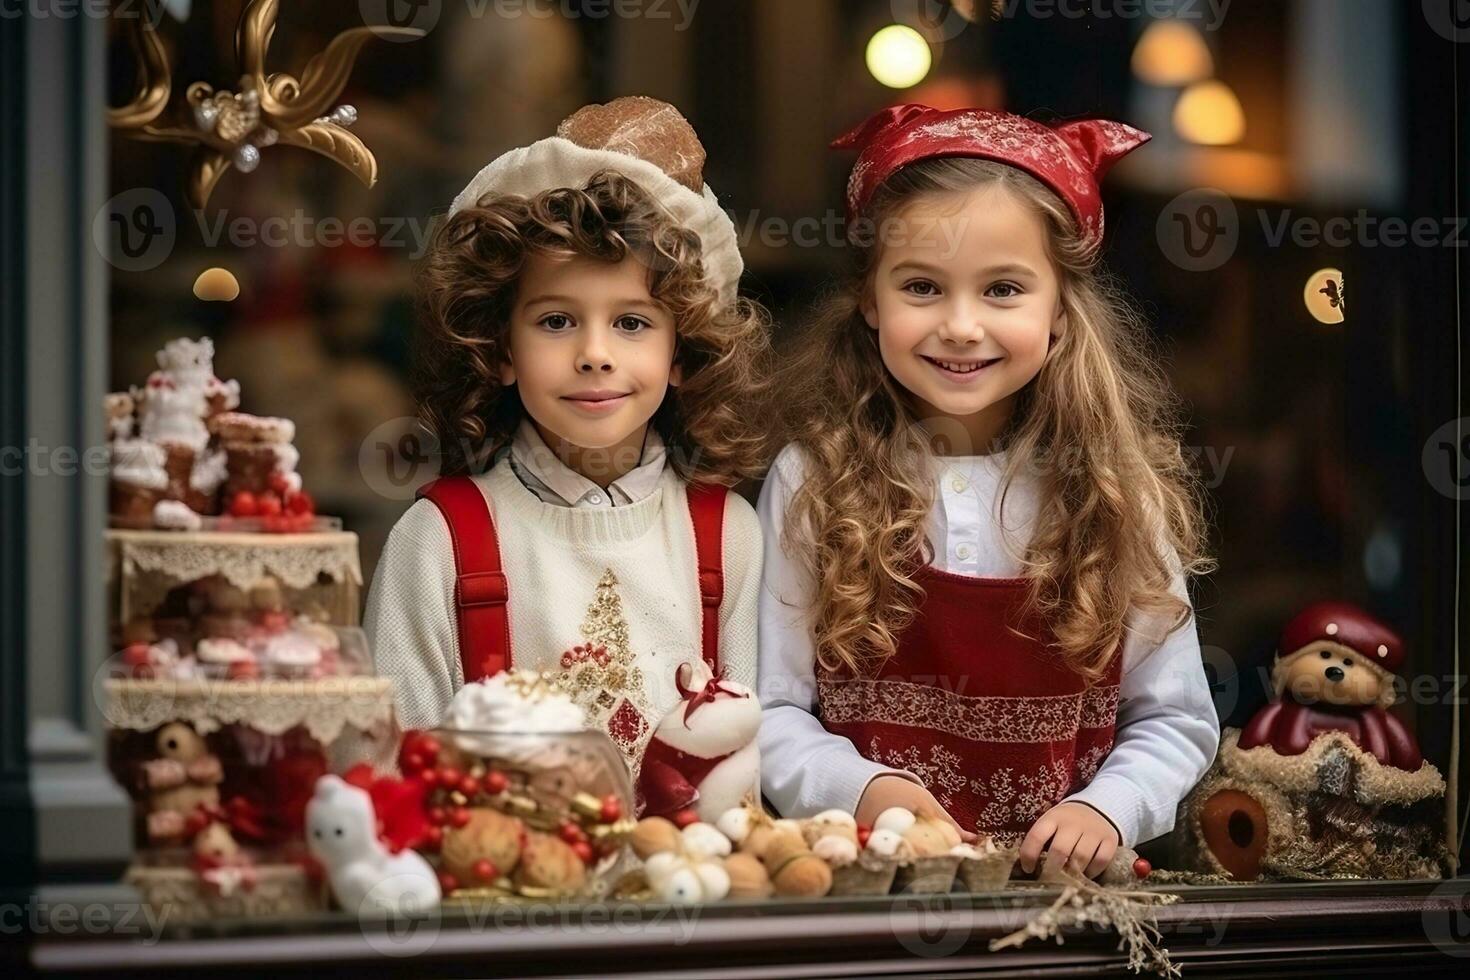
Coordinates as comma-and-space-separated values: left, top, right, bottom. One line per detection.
103, 676, 395, 744
818, 677, 1119, 744
107, 529, 363, 592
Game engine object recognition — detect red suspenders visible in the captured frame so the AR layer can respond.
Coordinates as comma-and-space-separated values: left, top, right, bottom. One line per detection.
415, 477, 511, 683
685, 482, 727, 667
415, 477, 727, 684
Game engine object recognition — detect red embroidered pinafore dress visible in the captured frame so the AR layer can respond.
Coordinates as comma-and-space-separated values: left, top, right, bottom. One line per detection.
817, 565, 1122, 843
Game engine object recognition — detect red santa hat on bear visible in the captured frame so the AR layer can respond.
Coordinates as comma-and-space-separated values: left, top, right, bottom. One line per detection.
1272, 600, 1405, 708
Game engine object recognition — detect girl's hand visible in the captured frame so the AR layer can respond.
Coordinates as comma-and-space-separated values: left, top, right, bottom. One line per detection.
855, 774, 978, 843
1019, 801, 1120, 879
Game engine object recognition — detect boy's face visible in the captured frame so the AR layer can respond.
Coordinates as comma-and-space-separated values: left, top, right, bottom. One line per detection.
502, 253, 680, 469
862, 184, 1063, 453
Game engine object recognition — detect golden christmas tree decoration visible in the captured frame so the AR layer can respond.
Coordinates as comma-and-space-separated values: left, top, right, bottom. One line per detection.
107, 0, 423, 209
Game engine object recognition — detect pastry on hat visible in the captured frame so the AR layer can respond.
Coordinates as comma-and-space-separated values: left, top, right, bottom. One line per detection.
449, 96, 743, 309
557, 95, 705, 192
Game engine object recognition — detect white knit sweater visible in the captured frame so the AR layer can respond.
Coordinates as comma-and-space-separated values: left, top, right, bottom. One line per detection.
363, 455, 762, 773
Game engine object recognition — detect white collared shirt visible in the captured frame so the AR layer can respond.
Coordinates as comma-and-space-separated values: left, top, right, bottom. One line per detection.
507, 419, 667, 508
756, 442, 1221, 847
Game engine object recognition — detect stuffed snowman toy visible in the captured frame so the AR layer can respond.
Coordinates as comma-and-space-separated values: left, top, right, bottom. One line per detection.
636, 660, 761, 823
306, 775, 440, 916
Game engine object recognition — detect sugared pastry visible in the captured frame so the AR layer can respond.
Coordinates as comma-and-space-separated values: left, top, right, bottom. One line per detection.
263, 632, 321, 669
209, 411, 296, 445
109, 438, 168, 521
138, 336, 238, 428
222, 440, 299, 499
152, 499, 203, 531
195, 638, 253, 665
186, 447, 227, 515
291, 619, 340, 656
105, 391, 135, 440
1239, 600, 1423, 771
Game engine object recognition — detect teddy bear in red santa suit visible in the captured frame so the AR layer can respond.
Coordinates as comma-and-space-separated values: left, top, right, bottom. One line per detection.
636, 661, 761, 823
1239, 600, 1422, 771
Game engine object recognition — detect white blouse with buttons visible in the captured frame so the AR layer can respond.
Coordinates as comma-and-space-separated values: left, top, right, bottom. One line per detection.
756, 442, 1221, 848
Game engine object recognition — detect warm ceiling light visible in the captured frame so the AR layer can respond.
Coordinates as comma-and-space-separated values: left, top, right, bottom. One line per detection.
193, 267, 240, 301
866, 25, 932, 90
1132, 20, 1213, 86
1174, 79, 1245, 145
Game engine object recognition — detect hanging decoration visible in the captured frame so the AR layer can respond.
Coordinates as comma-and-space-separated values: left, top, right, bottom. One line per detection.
107, 0, 423, 209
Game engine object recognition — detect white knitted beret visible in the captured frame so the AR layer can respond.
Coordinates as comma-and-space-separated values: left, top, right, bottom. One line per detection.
448, 133, 743, 310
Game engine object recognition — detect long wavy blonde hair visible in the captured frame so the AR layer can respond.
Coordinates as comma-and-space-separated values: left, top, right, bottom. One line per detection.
777, 158, 1213, 682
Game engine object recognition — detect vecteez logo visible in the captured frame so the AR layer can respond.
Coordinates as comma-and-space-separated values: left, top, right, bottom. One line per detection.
93, 188, 177, 272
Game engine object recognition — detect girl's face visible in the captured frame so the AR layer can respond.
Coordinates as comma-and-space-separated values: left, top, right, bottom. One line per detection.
502, 253, 681, 473
861, 183, 1064, 454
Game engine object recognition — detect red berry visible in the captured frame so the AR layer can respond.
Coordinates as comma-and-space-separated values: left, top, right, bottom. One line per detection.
403, 751, 426, 773
286, 490, 315, 515
437, 871, 459, 894
418, 768, 439, 787
419, 736, 441, 761
268, 471, 291, 495
472, 858, 498, 881
558, 821, 584, 845
439, 767, 462, 788
229, 491, 258, 517
257, 493, 283, 517
459, 775, 479, 797
599, 795, 622, 822
671, 808, 698, 829
122, 642, 151, 666
448, 807, 470, 828
483, 770, 508, 794
1133, 857, 1152, 879
571, 841, 594, 865
422, 826, 443, 850
429, 806, 447, 826
857, 825, 872, 848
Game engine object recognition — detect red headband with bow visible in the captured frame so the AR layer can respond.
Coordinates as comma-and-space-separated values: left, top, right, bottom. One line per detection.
832, 104, 1151, 250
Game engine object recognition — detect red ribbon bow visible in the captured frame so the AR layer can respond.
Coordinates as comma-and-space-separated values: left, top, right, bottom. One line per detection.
674, 662, 749, 728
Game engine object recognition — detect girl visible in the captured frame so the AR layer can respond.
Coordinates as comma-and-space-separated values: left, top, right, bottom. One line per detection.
365, 97, 771, 779
758, 105, 1219, 879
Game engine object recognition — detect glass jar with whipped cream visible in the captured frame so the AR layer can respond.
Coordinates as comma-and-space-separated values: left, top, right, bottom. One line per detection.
410, 670, 636, 902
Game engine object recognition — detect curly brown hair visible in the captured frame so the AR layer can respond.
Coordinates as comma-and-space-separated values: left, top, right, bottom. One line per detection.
416, 170, 772, 483
775, 158, 1214, 682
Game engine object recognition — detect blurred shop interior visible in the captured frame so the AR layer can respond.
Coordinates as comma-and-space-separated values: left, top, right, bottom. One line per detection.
100, 0, 1461, 794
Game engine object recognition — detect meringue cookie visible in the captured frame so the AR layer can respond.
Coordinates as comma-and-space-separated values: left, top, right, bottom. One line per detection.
812, 835, 859, 867
681, 822, 733, 859
196, 638, 253, 664
152, 499, 202, 531
715, 806, 755, 845
873, 807, 917, 835
263, 632, 321, 668
864, 828, 914, 860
